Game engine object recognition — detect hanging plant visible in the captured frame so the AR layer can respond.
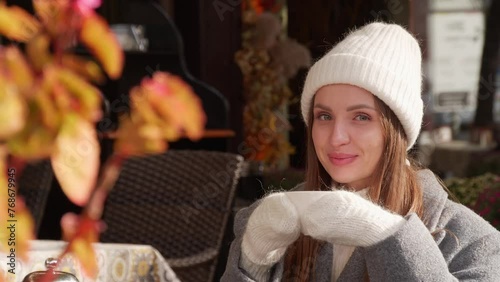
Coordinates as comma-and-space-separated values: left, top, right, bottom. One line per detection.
0, 1, 206, 280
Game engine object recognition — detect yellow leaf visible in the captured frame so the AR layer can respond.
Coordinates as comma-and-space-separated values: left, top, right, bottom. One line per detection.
0, 77, 27, 139
33, 0, 69, 24
70, 238, 97, 278
80, 13, 123, 79
35, 73, 63, 130
26, 34, 52, 72
4, 47, 34, 92
61, 54, 105, 84
136, 72, 206, 140
61, 215, 99, 279
51, 115, 99, 206
7, 102, 58, 160
0, 4, 40, 42
114, 116, 167, 156
57, 68, 102, 122
130, 88, 163, 124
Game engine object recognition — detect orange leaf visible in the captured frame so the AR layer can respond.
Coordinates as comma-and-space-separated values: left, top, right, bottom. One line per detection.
113, 115, 167, 156
57, 68, 102, 122
61, 54, 105, 84
4, 47, 35, 92
7, 127, 58, 161
61, 214, 99, 279
51, 115, 100, 206
80, 13, 123, 79
0, 4, 40, 42
26, 34, 52, 72
132, 72, 206, 140
69, 238, 97, 277
0, 76, 27, 139
35, 74, 63, 130
33, 0, 69, 24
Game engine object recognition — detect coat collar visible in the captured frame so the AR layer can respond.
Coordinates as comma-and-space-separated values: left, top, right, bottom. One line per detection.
417, 169, 449, 232
279, 169, 449, 281
334, 169, 449, 281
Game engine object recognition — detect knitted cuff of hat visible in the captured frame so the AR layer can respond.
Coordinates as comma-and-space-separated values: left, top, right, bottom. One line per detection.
240, 251, 274, 281
302, 191, 405, 247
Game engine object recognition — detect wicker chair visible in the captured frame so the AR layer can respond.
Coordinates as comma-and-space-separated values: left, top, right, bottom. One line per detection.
100, 150, 244, 282
17, 160, 54, 235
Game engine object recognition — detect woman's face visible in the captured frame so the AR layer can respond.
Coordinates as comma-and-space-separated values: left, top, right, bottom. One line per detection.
312, 84, 384, 190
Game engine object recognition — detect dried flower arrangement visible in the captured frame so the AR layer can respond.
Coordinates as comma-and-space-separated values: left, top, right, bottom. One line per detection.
235, 1, 311, 170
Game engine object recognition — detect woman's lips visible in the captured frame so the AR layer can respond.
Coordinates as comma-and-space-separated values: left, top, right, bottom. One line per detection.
328, 153, 357, 166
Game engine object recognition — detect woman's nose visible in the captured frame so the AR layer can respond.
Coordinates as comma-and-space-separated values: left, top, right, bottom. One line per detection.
329, 121, 349, 146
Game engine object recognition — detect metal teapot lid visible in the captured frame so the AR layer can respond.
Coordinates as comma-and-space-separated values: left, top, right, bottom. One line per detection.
22, 258, 79, 282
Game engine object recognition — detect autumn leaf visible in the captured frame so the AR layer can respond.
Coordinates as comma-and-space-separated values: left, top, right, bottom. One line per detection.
26, 34, 52, 72
61, 214, 100, 279
33, 0, 69, 25
33, 0, 74, 39
132, 72, 206, 140
70, 238, 97, 277
0, 4, 40, 42
0, 76, 27, 139
7, 126, 57, 161
113, 115, 167, 157
6, 95, 59, 160
4, 47, 35, 92
56, 68, 102, 122
35, 74, 63, 130
161, 74, 206, 140
61, 54, 105, 84
116, 72, 206, 156
80, 13, 123, 79
51, 114, 99, 206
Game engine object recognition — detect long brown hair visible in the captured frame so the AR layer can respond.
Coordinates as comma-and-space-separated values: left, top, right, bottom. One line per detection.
283, 95, 425, 281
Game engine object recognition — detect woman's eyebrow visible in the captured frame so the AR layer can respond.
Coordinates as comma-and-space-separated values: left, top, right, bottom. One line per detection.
313, 103, 331, 111
346, 104, 376, 111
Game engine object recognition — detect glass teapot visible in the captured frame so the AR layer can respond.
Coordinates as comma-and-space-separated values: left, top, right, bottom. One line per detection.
22, 258, 79, 282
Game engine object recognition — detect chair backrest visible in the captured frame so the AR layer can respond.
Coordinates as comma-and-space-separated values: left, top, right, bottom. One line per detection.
100, 150, 244, 282
17, 160, 54, 235
100, 0, 229, 130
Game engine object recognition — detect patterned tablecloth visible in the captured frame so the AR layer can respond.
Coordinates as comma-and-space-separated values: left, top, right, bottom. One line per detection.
0, 240, 181, 282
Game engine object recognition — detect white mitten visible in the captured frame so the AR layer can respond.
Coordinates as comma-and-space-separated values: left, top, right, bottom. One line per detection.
300, 190, 405, 247
242, 192, 301, 266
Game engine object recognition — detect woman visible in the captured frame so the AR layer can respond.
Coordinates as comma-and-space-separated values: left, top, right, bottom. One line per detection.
222, 22, 500, 281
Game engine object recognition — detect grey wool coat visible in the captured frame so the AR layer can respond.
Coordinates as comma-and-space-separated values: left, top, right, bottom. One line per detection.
221, 169, 500, 281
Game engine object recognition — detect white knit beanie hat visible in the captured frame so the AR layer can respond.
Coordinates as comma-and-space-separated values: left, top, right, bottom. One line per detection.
301, 22, 423, 150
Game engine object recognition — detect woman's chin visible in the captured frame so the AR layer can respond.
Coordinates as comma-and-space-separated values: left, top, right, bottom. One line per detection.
329, 170, 369, 189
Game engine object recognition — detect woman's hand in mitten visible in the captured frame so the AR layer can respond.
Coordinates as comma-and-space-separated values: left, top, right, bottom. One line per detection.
242, 192, 301, 266
300, 190, 405, 247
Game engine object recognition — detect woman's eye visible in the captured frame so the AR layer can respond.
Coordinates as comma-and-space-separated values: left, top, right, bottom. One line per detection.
315, 113, 331, 121
354, 114, 370, 121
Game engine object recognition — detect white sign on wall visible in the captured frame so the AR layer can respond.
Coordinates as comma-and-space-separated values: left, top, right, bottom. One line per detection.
428, 11, 485, 112
429, 0, 482, 11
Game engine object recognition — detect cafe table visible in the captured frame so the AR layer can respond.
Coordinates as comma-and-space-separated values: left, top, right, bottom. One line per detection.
428, 140, 496, 178
0, 240, 181, 282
